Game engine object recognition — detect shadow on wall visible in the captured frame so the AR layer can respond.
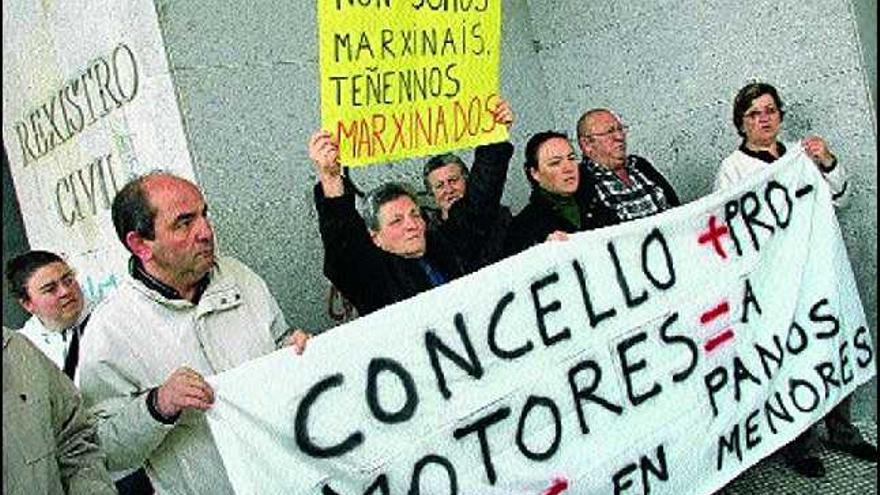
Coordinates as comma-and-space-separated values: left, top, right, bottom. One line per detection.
782, 101, 815, 138
2, 145, 31, 328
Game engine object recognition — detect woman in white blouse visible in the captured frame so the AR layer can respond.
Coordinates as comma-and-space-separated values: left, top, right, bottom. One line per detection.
715, 82, 873, 479
715, 82, 849, 206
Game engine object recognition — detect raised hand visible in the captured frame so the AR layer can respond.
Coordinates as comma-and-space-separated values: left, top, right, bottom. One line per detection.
802, 135, 835, 171
284, 329, 312, 355
309, 130, 344, 197
492, 97, 515, 130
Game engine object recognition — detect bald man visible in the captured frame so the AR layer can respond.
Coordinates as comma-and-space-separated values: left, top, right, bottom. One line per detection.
576, 108, 679, 221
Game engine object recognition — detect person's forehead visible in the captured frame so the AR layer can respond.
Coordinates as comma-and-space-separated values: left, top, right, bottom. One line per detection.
380, 195, 417, 214
748, 93, 776, 108
588, 111, 618, 128
27, 262, 72, 287
147, 177, 205, 215
429, 162, 464, 179
539, 137, 572, 157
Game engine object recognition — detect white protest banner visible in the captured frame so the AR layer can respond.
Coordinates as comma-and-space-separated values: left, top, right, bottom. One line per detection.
206, 150, 874, 494
2, 1, 195, 301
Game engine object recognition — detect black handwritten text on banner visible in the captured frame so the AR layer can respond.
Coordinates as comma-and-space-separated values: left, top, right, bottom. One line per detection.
207, 151, 874, 494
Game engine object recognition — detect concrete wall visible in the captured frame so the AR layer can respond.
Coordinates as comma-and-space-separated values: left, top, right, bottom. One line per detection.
854, 0, 877, 108
2, 146, 30, 328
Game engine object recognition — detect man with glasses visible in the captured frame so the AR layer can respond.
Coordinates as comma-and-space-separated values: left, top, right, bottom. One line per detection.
576, 108, 680, 221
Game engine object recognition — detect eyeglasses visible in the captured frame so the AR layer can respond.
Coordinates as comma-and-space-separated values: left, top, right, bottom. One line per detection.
744, 107, 779, 120
585, 124, 629, 139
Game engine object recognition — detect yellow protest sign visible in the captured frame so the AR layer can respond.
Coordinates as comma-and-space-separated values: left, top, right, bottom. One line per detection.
318, 0, 505, 166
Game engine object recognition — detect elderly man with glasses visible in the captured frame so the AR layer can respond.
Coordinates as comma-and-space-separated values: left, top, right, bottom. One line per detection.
576, 108, 680, 221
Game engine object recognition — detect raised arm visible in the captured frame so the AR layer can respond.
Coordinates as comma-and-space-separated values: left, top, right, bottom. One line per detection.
309, 130, 385, 314
463, 97, 515, 212
309, 130, 344, 198
445, 98, 515, 246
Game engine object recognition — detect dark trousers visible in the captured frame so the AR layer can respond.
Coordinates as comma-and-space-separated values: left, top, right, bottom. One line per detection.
115, 467, 154, 495
784, 396, 863, 460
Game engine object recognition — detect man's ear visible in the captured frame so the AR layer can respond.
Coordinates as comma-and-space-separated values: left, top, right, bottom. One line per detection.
19, 297, 35, 314
528, 166, 541, 184
125, 231, 153, 262
578, 136, 591, 156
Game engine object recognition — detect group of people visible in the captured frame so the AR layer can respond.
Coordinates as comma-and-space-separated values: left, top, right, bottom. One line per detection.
308, 81, 869, 480
5, 174, 310, 494
308, 98, 683, 318
1, 81, 872, 494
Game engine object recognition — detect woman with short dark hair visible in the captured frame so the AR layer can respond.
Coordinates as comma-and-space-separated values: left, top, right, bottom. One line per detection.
715, 82, 849, 205
714, 82, 869, 479
504, 131, 618, 255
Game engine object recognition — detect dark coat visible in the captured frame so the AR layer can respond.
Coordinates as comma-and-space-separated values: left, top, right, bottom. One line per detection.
314, 141, 514, 316
504, 185, 619, 256
505, 155, 681, 256
424, 203, 513, 273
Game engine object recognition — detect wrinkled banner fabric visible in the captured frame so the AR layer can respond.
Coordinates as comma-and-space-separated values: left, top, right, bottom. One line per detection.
207, 150, 874, 494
